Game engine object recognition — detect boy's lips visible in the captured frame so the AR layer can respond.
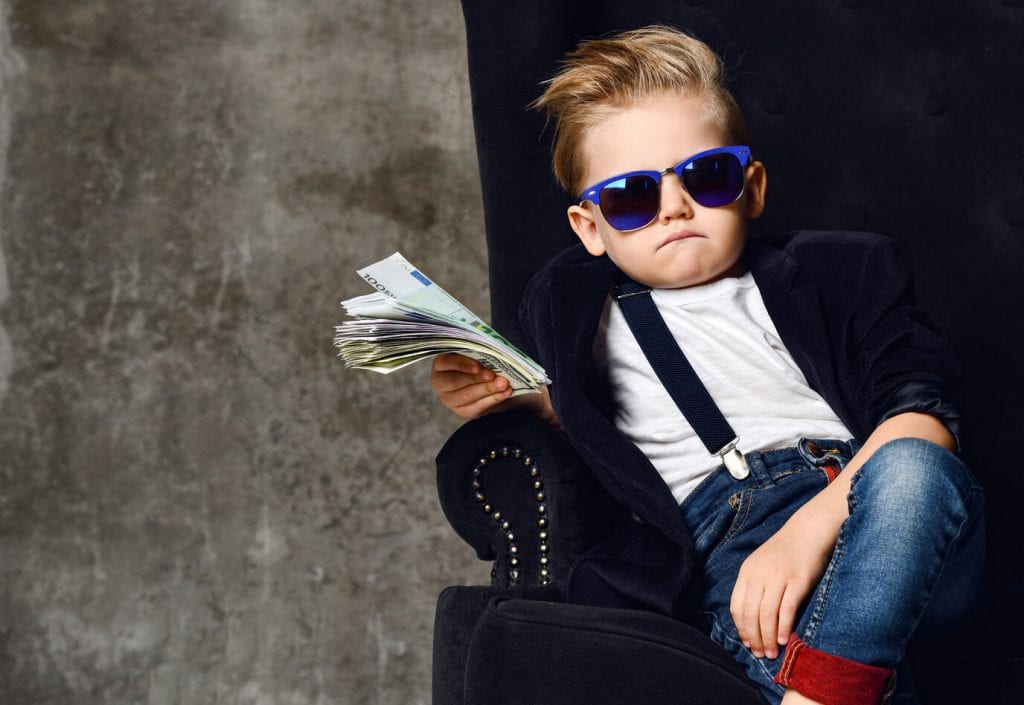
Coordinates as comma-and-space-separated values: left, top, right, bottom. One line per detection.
658, 230, 706, 249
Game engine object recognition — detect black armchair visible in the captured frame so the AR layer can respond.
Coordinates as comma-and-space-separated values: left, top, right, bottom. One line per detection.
432, 2, 1024, 703
433, 411, 767, 705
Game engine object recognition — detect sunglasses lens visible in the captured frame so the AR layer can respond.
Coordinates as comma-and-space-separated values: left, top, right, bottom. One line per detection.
599, 174, 660, 231
682, 153, 745, 207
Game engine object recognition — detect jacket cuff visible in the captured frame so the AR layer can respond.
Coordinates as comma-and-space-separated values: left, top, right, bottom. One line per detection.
878, 380, 961, 451
774, 635, 896, 705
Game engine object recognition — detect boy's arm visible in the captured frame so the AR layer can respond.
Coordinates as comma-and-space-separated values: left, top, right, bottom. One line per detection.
430, 353, 560, 426
729, 411, 954, 660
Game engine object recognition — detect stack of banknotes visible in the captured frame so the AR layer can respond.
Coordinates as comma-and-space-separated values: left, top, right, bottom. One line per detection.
334, 252, 550, 394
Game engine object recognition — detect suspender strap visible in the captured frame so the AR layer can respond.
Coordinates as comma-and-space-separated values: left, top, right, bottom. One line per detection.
613, 276, 750, 480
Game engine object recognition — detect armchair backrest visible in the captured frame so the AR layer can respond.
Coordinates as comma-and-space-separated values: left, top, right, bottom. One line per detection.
460, 0, 1024, 613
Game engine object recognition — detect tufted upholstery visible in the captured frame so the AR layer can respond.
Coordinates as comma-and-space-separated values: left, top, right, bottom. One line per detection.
449, 1, 1023, 702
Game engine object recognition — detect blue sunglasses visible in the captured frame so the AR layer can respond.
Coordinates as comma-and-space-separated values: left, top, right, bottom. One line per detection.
580, 145, 752, 232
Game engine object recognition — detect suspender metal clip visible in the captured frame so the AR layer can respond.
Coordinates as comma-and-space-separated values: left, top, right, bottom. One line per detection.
614, 287, 652, 300
717, 439, 750, 480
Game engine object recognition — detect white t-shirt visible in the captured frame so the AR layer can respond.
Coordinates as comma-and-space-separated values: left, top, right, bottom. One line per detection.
593, 271, 851, 504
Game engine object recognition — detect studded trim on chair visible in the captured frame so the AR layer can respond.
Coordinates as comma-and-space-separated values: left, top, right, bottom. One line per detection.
472, 446, 552, 587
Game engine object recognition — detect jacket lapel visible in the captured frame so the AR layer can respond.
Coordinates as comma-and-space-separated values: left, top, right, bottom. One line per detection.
544, 255, 694, 547
746, 240, 852, 429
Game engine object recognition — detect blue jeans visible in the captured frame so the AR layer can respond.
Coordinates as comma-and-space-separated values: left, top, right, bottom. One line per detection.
680, 438, 985, 705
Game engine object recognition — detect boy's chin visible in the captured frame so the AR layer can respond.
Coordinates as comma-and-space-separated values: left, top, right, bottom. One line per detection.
618, 260, 747, 290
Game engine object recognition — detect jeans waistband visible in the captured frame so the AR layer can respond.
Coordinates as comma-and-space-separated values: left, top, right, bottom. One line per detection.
680, 437, 859, 514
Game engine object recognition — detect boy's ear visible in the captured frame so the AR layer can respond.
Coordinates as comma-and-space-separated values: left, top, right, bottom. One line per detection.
745, 162, 767, 219
567, 204, 607, 256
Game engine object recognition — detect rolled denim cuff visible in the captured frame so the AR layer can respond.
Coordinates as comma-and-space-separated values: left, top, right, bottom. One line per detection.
773, 634, 896, 705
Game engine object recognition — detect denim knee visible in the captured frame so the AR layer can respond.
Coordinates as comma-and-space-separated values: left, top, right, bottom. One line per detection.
798, 436, 985, 673
848, 437, 979, 525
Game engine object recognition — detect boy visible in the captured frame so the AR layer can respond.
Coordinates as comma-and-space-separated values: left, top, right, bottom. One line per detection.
431, 26, 983, 705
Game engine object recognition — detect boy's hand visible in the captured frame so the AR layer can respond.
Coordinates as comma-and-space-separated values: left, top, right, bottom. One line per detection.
729, 504, 840, 660
430, 353, 560, 428
729, 413, 955, 661
431, 353, 514, 418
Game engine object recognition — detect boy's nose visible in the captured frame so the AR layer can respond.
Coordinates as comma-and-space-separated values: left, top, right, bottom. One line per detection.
658, 172, 694, 223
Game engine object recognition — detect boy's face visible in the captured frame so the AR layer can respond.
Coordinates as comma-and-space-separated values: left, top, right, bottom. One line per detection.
567, 92, 766, 289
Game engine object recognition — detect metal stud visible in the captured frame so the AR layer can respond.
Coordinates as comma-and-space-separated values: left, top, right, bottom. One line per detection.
469, 444, 559, 588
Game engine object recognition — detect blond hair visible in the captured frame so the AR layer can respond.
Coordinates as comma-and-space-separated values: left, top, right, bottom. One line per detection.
532, 26, 754, 195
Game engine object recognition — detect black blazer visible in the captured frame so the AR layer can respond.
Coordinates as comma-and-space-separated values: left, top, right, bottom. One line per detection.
519, 230, 962, 618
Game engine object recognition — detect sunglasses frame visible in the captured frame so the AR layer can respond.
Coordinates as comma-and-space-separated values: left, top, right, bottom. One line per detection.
579, 145, 753, 232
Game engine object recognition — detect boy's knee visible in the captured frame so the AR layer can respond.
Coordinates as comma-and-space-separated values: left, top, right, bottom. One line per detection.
853, 437, 978, 517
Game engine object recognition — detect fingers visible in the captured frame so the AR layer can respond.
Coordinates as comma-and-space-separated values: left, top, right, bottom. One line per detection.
731, 578, 764, 658
731, 570, 786, 660
432, 353, 491, 378
448, 380, 513, 418
776, 585, 802, 650
728, 508, 835, 662
430, 354, 514, 418
758, 581, 786, 659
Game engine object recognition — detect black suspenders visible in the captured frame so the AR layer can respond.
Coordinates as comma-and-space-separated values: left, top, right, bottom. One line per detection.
612, 275, 750, 480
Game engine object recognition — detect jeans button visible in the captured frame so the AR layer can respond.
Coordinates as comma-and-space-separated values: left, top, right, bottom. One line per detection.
806, 441, 823, 457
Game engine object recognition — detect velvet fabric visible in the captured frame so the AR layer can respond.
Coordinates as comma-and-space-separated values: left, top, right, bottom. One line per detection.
432, 585, 560, 705
463, 597, 767, 705
436, 409, 621, 586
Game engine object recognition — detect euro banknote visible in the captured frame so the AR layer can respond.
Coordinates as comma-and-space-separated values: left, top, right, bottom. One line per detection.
334, 253, 549, 393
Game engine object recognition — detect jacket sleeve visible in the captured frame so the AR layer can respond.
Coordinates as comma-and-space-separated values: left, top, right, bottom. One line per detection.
844, 236, 963, 447
517, 265, 556, 388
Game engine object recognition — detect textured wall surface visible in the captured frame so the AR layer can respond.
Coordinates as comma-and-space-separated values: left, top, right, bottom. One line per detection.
0, 1, 488, 703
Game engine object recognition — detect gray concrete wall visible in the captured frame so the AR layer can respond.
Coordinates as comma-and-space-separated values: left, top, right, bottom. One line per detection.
0, 1, 488, 703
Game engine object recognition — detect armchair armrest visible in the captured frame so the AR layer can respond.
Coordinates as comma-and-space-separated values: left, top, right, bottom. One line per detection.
435, 409, 620, 590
